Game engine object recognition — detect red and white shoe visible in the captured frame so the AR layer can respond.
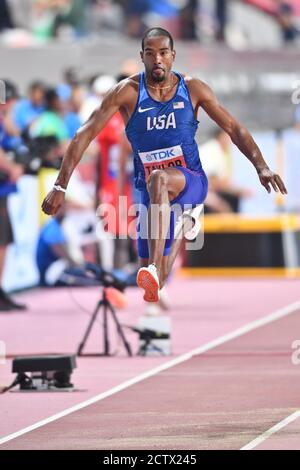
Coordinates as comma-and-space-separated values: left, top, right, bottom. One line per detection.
136, 264, 160, 303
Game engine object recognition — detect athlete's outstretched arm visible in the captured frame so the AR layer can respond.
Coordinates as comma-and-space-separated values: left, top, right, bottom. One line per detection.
42, 85, 123, 215
192, 79, 287, 195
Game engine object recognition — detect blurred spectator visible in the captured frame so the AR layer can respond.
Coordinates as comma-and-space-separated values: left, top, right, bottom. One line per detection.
29, 87, 69, 144
62, 168, 110, 269
275, 0, 299, 43
4, 0, 299, 47
91, 74, 121, 270
36, 204, 72, 286
97, 112, 124, 207
79, 74, 116, 124
88, 0, 124, 34
36, 203, 100, 286
179, 0, 198, 40
4, 0, 31, 32
0, 80, 26, 311
215, 0, 227, 41
0, 0, 14, 31
38, 149, 107, 268
29, 0, 87, 40
56, 83, 81, 138
124, 0, 152, 38
0, 79, 23, 159
124, 0, 181, 38
200, 129, 251, 213
31, 0, 59, 40
53, 0, 88, 38
13, 81, 45, 134
58, 67, 84, 136
63, 66, 80, 87
112, 129, 137, 269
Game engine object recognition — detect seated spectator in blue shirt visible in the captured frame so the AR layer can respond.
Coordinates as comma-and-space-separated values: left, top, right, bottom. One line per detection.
56, 83, 81, 139
36, 213, 67, 286
13, 81, 45, 133
36, 205, 100, 287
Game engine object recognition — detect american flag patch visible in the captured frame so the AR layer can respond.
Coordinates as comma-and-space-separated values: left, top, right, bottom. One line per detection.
173, 101, 184, 109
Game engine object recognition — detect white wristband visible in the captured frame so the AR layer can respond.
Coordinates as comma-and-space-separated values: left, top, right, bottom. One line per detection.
53, 184, 67, 193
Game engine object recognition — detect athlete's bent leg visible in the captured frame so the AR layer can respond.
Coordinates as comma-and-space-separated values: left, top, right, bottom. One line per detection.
136, 169, 186, 302
146, 168, 185, 275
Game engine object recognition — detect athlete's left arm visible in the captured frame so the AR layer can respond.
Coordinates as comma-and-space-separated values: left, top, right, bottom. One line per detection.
190, 78, 287, 195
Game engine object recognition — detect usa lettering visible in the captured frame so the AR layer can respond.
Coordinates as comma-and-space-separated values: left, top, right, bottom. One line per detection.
147, 112, 176, 131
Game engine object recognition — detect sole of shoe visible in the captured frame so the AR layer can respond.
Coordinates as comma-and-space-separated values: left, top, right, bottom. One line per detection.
136, 268, 159, 303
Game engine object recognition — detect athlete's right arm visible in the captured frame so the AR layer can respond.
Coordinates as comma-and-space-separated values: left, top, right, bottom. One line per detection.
42, 83, 125, 215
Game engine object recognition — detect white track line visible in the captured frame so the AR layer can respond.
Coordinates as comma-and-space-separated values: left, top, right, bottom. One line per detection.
241, 410, 300, 450
1, 299, 300, 446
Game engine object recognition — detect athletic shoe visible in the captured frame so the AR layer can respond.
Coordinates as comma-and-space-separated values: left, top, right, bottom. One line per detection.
182, 204, 203, 240
136, 264, 160, 303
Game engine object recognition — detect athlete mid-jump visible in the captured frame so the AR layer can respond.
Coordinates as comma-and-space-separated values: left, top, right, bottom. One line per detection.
42, 27, 287, 303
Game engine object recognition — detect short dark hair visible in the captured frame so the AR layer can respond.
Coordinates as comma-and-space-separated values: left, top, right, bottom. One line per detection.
141, 27, 174, 51
29, 80, 45, 92
45, 88, 59, 109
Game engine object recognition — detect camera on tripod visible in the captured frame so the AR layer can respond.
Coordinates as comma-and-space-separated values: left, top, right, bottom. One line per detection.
77, 264, 132, 357
86, 264, 127, 292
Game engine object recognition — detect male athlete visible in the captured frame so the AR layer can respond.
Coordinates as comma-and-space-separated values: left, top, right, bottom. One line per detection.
42, 27, 287, 303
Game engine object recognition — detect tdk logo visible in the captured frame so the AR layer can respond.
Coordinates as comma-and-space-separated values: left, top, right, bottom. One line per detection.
147, 149, 176, 161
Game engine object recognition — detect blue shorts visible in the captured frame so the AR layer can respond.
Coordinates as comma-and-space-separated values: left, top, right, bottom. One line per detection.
137, 167, 208, 259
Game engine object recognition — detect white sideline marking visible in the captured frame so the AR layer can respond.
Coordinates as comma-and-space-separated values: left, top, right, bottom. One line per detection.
241, 410, 300, 450
1, 300, 300, 446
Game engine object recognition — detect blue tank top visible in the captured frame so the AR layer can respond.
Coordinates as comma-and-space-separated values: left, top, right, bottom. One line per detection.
125, 71, 204, 190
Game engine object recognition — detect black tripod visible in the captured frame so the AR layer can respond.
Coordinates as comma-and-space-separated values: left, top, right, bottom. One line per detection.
77, 287, 132, 357
138, 337, 165, 356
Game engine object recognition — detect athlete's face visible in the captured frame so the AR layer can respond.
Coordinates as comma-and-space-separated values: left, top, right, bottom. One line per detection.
140, 36, 176, 83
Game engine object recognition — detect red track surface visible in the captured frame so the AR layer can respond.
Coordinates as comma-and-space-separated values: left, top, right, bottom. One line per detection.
1, 277, 300, 449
